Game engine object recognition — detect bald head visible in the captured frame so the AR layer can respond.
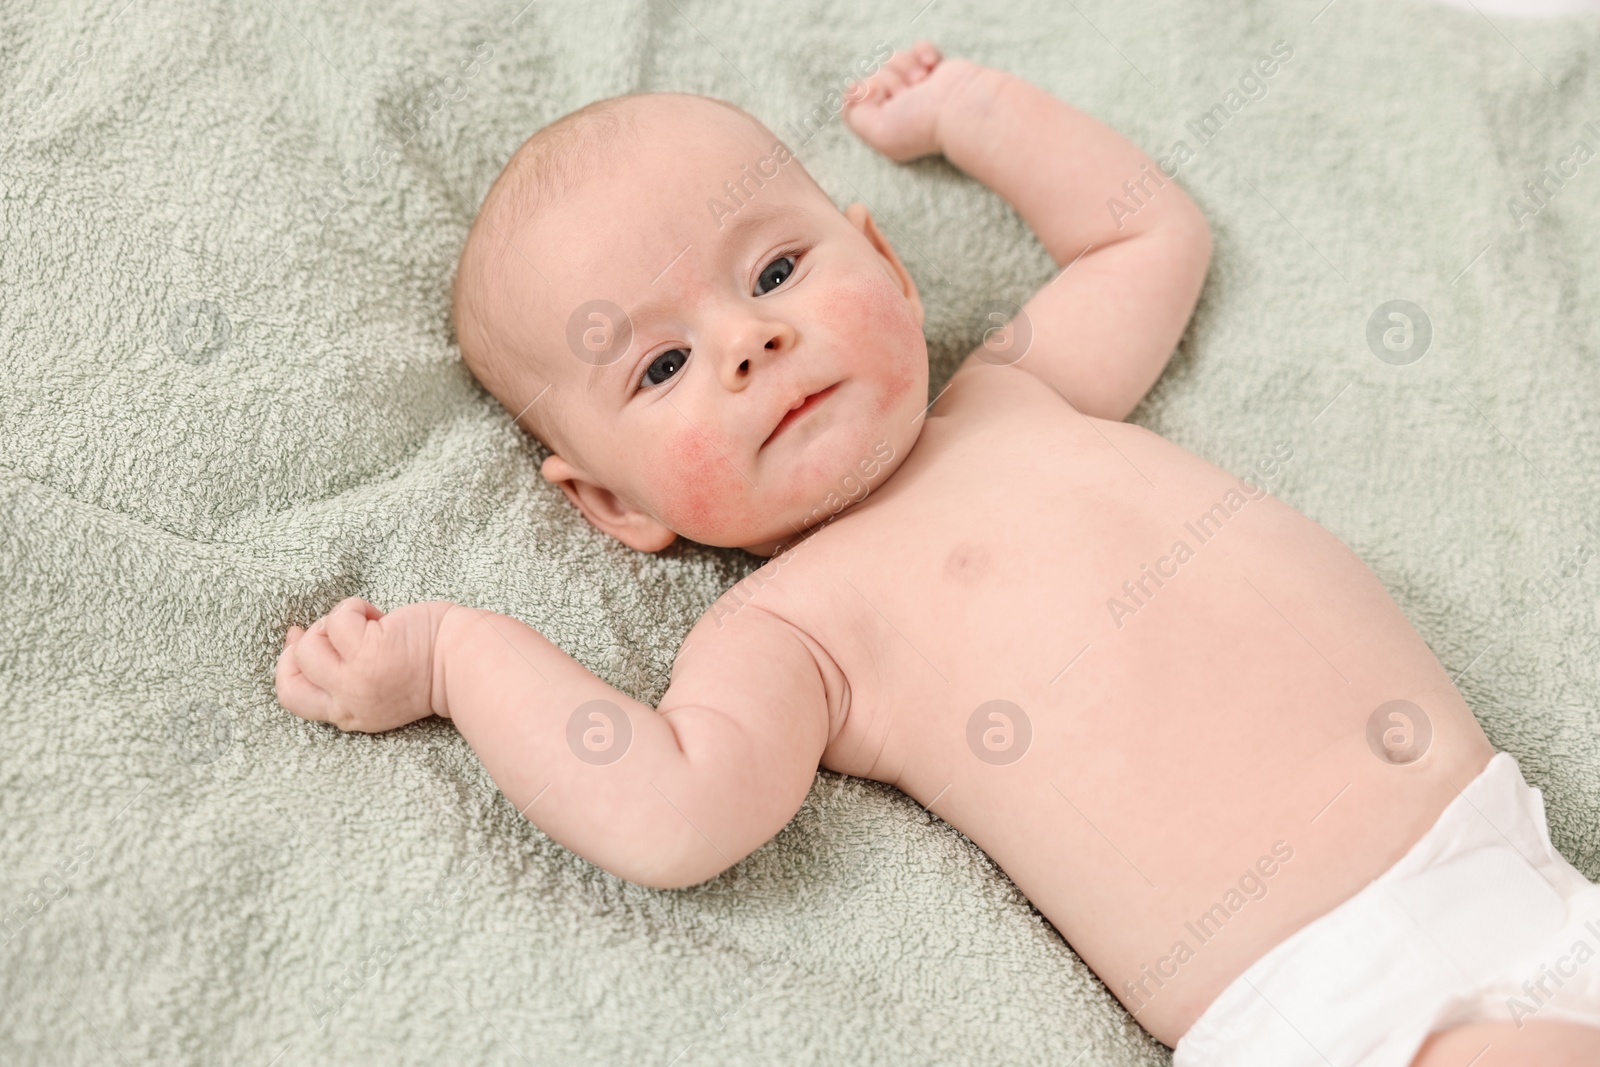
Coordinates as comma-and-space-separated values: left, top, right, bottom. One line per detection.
451, 96, 640, 458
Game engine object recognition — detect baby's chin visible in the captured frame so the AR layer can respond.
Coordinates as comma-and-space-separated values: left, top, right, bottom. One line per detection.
678, 507, 837, 557
653, 489, 824, 555
668, 425, 918, 555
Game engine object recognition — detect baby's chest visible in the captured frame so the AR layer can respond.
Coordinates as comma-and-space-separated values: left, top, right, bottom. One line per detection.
789, 408, 1159, 778
788, 383, 1320, 784
799, 385, 1198, 635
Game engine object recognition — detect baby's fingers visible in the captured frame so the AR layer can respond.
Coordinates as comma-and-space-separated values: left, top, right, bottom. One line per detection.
846, 67, 900, 110
292, 624, 344, 692
324, 596, 381, 658
880, 44, 933, 89
275, 640, 332, 722
845, 42, 941, 110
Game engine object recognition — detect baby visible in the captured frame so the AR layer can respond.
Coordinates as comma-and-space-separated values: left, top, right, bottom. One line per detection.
276, 42, 1600, 1065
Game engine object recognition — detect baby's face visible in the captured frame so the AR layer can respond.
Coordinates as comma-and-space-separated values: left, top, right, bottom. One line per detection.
498, 97, 929, 555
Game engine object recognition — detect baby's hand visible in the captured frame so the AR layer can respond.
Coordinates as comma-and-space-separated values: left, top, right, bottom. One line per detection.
842, 41, 989, 162
275, 597, 451, 733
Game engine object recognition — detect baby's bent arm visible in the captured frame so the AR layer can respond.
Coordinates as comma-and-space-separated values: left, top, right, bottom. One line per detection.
938, 64, 1212, 420
420, 600, 831, 889
429, 602, 833, 889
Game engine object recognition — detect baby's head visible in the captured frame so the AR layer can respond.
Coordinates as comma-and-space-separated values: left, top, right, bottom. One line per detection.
452, 92, 928, 557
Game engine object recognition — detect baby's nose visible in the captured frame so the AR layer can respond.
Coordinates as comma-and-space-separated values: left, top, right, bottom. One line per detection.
722, 317, 796, 377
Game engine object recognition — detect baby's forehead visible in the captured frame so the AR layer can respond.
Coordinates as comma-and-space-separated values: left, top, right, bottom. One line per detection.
584, 103, 793, 226
623, 92, 775, 152
519, 105, 824, 277
534, 94, 777, 197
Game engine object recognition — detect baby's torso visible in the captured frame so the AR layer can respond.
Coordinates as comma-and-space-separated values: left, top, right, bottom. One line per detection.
733, 363, 1495, 1044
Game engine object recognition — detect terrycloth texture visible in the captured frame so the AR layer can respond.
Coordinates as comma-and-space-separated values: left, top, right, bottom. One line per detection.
3, 0, 1599, 1063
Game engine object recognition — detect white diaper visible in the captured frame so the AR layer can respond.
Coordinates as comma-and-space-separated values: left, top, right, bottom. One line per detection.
1173, 751, 1600, 1067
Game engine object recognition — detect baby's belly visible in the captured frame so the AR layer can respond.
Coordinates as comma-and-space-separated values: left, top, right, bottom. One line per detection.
807, 410, 1496, 1046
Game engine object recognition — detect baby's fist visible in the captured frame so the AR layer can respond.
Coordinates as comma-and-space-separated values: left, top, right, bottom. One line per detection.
843, 42, 983, 162
276, 597, 451, 733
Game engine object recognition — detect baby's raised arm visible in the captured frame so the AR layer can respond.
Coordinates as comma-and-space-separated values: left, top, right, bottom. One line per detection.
845, 42, 1212, 420
275, 596, 838, 889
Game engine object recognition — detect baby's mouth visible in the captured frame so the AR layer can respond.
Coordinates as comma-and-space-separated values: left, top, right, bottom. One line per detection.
762, 383, 841, 450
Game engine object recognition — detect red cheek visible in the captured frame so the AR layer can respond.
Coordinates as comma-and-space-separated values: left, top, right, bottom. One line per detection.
877, 362, 914, 417
820, 274, 922, 416
655, 426, 742, 537
821, 275, 892, 347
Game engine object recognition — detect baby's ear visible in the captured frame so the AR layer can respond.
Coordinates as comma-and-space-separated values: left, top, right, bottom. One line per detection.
845, 202, 924, 327
539, 455, 678, 553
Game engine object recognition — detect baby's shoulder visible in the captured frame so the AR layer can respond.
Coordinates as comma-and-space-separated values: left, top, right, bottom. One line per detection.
673, 572, 853, 736
687, 520, 877, 663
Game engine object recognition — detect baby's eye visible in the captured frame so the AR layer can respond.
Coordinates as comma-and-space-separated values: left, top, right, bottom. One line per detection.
641, 348, 688, 388
755, 255, 796, 295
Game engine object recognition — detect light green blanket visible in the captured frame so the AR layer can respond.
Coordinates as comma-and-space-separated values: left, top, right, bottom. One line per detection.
4, 0, 1599, 1062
